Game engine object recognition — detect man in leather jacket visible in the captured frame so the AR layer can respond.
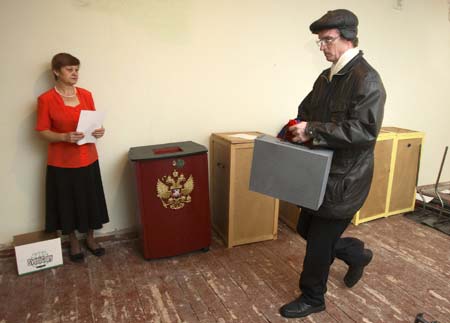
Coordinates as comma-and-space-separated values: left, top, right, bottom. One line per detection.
279, 9, 386, 318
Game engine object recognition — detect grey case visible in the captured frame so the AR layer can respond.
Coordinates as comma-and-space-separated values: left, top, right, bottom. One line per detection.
249, 135, 333, 210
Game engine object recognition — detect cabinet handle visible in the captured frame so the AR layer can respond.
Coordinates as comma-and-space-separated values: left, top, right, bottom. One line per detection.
217, 162, 226, 169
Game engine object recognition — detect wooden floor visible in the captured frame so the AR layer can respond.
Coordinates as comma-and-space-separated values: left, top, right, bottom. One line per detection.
1, 215, 450, 323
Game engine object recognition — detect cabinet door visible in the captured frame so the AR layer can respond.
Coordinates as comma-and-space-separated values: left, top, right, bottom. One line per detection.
358, 138, 394, 220
211, 141, 230, 243
231, 146, 278, 245
389, 138, 422, 212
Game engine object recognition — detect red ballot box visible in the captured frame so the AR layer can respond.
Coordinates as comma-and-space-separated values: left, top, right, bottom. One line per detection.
129, 141, 211, 259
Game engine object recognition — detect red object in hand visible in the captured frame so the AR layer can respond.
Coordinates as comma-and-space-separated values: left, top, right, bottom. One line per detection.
285, 119, 298, 141
287, 119, 299, 126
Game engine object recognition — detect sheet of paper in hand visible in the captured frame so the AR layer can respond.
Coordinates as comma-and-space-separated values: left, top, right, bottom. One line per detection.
76, 110, 106, 145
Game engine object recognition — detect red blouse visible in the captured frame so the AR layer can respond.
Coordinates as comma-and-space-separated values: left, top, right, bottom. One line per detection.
36, 87, 99, 168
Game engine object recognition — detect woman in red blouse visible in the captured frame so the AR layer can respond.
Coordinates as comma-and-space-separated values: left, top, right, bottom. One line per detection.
36, 53, 109, 262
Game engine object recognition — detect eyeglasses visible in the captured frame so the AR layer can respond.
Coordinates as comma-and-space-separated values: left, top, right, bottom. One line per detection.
316, 36, 340, 47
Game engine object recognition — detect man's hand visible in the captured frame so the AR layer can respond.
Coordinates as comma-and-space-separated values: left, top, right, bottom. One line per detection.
288, 121, 311, 143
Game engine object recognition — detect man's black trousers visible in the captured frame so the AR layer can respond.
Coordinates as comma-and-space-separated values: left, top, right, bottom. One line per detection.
296, 209, 369, 306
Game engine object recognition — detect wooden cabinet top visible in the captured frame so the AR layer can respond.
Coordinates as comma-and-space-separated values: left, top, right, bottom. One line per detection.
211, 132, 266, 144
381, 126, 425, 137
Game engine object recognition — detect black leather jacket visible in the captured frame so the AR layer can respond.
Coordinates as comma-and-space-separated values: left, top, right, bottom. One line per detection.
298, 51, 386, 219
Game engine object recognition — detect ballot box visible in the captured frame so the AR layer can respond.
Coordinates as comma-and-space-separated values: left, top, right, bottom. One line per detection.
249, 135, 333, 210
129, 141, 211, 259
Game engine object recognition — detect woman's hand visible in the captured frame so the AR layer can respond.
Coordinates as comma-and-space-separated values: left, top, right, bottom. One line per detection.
64, 131, 85, 143
38, 130, 83, 143
92, 127, 105, 139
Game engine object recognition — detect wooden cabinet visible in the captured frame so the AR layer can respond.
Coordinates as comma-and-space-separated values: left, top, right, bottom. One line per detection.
351, 129, 396, 224
278, 200, 301, 231
278, 127, 424, 229
210, 132, 279, 247
353, 127, 424, 225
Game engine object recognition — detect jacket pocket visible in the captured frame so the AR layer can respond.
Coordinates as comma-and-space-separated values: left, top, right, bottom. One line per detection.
324, 163, 371, 205
324, 174, 345, 204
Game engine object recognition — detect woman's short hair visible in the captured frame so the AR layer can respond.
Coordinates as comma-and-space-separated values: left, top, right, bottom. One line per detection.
51, 53, 80, 80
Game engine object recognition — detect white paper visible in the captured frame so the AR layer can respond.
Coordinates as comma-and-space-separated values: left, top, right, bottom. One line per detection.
228, 133, 257, 140
440, 189, 450, 194
416, 193, 434, 203
15, 238, 63, 275
76, 110, 106, 145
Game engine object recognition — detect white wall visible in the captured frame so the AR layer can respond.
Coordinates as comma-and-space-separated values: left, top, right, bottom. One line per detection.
1, 0, 449, 246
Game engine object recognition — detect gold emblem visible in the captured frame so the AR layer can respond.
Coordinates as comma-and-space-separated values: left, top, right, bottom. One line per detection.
156, 169, 194, 210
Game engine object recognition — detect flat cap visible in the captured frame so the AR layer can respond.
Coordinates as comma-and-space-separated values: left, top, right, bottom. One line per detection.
309, 9, 358, 40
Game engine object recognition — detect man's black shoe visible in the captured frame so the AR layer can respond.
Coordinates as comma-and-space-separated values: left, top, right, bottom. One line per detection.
279, 298, 325, 318
344, 248, 373, 288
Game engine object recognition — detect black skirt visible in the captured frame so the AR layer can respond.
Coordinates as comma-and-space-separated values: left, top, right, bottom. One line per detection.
45, 160, 109, 234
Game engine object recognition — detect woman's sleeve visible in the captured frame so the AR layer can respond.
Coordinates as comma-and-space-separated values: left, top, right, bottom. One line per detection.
88, 91, 96, 111
35, 96, 51, 131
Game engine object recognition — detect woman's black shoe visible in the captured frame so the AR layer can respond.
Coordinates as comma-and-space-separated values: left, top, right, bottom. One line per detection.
69, 251, 84, 262
86, 245, 105, 257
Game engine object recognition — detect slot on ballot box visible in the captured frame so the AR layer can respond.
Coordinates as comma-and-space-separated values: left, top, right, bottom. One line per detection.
249, 135, 333, 210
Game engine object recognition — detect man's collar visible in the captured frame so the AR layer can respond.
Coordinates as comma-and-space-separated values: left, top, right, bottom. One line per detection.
329, 47, 360, 80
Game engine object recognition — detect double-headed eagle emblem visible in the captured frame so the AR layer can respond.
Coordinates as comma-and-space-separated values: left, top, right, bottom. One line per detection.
156, 169, 194, 210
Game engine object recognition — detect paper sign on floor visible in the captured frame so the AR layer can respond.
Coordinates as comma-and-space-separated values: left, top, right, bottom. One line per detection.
15, 238, 63, 275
